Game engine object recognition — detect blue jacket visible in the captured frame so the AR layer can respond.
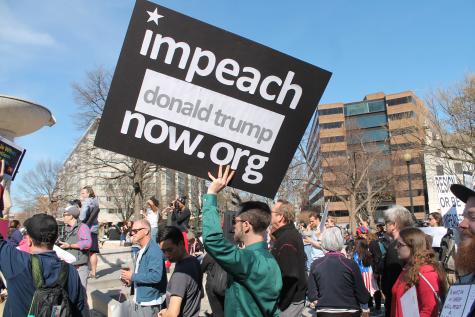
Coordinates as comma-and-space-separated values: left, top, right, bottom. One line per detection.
132, 239, 167, 303
0, 239, 87, 317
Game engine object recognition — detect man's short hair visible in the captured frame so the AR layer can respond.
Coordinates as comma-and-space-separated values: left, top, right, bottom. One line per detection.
24, 214, 58, 249
238, 201, 271, 234
275, 201, 295, 224
82, 186, 95, 198
158, 226, 184, 245
384, 205, 414, 229
135, 219, 151, 235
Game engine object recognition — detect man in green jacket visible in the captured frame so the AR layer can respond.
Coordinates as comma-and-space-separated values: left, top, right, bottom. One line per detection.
202, 165, 282, 317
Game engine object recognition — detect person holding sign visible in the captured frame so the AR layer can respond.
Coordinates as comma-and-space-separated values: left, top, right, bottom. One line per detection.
202, 165, 282, 317
391, 227, 448, 317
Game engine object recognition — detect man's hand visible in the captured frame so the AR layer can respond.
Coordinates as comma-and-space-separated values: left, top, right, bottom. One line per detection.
120, 269, 132, 285
58, 241, 70, 249
207, 165, 235, 195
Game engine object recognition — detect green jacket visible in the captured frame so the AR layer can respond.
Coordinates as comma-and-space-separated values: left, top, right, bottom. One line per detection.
202, 194, 282, 317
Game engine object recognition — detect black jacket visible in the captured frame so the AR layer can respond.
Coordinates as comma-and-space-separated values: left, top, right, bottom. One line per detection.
271, 223, 307, 310
307, 252, 370, 310
381, 239, 403, 317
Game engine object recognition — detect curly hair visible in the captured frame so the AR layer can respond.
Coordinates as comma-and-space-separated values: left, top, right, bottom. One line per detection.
399, 227, 448, 296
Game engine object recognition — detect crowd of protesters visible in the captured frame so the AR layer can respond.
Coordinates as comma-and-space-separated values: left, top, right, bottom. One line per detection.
0, 164, 474, 317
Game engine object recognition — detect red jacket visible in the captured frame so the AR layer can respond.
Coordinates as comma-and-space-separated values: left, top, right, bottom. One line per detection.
391, 264, 440, 317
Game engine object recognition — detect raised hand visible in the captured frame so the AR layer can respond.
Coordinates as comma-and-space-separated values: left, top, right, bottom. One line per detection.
207, 165, 235, 195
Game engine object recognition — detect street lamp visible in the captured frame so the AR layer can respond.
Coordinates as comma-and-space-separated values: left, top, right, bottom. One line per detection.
403, 153, 415, 216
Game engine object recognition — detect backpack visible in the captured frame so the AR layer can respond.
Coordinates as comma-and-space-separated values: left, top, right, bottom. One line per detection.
28, 255, 73, 317
440, 228, 457, 272
209, 261, 227, 297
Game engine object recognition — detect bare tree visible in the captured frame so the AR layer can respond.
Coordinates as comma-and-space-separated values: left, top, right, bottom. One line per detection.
16, 159, 62, 213
71, 66, 111, 130
299, 134, 396, 232
423, 74, 475, 169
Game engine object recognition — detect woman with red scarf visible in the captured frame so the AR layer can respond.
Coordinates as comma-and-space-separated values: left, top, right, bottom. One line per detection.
391, 227, 448, 317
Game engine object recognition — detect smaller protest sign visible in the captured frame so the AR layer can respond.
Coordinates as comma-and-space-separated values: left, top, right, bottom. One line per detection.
441, 284, 475, 317
400, 286, 419, 317
0, 136, 26, 181
419, 227, 447, 248
434, 175, 465, 228
319, 202, 329, 233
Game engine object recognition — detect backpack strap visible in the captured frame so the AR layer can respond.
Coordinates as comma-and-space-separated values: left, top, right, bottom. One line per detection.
418, 272, 442, 311
57, 261, 69, 288
31, 254, 44, 289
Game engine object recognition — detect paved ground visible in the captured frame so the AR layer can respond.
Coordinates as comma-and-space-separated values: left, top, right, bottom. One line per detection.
88, 265, 385, 317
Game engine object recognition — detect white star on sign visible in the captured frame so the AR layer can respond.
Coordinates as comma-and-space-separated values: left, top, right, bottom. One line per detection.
147, 8, 163, 26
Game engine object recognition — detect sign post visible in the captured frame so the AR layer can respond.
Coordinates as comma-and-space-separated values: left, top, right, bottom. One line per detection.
94, 0, 331, 198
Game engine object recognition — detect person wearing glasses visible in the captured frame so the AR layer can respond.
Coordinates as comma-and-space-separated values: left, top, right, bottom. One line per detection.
391, 227, 448, 317
58, 204, 92, 290
202, 165, 282, 317
120, 219, 167, 317
381, 205, 414, 317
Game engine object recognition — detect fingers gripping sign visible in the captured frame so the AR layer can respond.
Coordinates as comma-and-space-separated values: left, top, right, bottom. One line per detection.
207, 165, 235, 195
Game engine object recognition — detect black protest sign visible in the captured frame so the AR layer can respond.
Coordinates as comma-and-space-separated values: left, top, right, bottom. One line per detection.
0, 136, 26, 181
94, 0, 331, 198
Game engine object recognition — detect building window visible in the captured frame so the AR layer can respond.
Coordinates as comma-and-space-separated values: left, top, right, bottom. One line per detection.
344, 100, 385, 116
347, 127, 389, 144
320, 135, 345, 144
436, 165, 444, 175
322, 150, 347, 158
388, 111, 414, 121
321, 122, 343, 129
454, 163, 463, 174
346, 112, 387, 129
387, 96, 413, 106
318, 107, 343, 116
390, 126, 417, 136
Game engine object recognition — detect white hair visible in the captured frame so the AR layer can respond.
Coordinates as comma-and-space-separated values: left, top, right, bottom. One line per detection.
321, 227, 344, 252
383, 205, 414, 229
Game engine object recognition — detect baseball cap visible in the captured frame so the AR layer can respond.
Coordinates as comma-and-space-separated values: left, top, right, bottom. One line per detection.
450, 184, 475, 203
24, 214, 58, 243
63, 205, 81, 218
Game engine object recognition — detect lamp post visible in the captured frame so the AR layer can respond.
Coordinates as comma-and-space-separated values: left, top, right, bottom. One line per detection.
403, 153, 415, 216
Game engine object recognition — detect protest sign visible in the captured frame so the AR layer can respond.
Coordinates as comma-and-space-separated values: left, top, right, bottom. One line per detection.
419, 227, 447, 248
441, 284, 475, 317
94, 0, 332, 198
400, 286, 419, 317
0, 135, 26, 181
434, 175, 465, 228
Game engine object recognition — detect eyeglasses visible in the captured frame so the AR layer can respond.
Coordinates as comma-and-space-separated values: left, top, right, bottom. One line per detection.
130, 228, 147, 235
232, 218, 245, 225
396, 241, 408, 249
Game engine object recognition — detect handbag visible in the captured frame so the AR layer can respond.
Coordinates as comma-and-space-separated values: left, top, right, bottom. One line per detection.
418, 272, 443, 316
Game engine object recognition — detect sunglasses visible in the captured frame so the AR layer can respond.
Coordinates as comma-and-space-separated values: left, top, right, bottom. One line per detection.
130, 228, 147, 235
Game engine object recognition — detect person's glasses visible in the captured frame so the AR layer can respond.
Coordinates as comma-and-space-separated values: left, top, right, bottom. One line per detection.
131, 228, 147, 235
232, 218, 245, 225
396, 241, 408, 249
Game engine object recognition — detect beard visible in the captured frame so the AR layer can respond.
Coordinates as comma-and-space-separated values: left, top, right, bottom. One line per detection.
454, 229, 475, 275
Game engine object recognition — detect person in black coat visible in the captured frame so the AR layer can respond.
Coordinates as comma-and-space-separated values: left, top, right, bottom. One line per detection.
270, 200, 307, 316
380, 205, 414, 317
307, 226, 370, 317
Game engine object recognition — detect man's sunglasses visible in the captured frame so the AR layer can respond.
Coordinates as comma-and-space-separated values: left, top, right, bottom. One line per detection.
130, 228, 147, 234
